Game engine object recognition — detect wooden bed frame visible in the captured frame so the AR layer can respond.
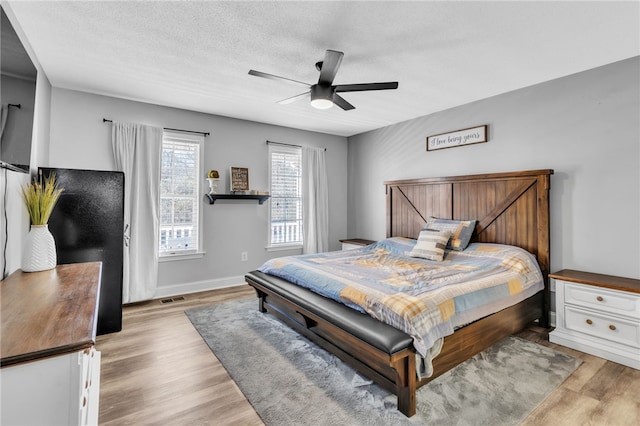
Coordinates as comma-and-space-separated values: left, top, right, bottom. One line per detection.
246, 169, 553, 417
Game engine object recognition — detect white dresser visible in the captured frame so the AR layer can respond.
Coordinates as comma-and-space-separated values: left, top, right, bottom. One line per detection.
1, 262, 102, 425
550, 269, 640, 370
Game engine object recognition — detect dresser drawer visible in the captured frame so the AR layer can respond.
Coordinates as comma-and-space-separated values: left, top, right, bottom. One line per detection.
341, 242, 362, 250
564, 282, 640, 318
564, 306, 640, 348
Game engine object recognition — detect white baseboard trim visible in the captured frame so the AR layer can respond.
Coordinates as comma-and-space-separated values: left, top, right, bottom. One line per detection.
154, 275, 247, 299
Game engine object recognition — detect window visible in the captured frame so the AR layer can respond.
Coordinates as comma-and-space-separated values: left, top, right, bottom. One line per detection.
269, 144, 302, 247
159, 131, 203, 257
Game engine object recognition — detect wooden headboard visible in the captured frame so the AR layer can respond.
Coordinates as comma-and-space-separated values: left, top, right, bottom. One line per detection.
385, 169, 553, 325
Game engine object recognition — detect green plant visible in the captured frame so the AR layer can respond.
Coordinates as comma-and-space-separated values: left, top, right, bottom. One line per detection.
21, 172, 64, 225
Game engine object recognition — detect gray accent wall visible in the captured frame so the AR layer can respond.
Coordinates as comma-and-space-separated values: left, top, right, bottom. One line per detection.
47, 88, 348, 294
348, 57, 640, 280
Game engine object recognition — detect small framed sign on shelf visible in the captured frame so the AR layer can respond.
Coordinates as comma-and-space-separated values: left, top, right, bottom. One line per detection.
230, 167, 249, 192
426, 125, 488, 151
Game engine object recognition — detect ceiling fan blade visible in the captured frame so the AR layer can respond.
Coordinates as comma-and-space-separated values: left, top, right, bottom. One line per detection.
332, 94, 355, 111
317, 50, 344, 86
277, 91, 310, 105
334, 82, 399, 92
248, 70, 310, 88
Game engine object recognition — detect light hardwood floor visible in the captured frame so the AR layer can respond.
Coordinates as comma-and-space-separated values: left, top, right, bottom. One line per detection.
97, 285, 639, 425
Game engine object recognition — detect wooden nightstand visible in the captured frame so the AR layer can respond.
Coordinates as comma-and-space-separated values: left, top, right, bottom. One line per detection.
339, 238, 376, 250
549, 269, 640, 369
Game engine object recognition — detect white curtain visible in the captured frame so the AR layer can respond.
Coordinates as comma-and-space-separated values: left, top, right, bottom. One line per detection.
302, 146, 329, 254
111, 122, 163, 303
0, 105, 9, 140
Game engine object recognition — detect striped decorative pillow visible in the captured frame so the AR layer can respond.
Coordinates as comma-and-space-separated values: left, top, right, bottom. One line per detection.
425, 216, 477, 251
407, 229, 451, 261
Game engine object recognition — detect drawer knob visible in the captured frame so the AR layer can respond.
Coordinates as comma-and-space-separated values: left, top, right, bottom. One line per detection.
596, 296, 604, 302
586, 319, 593, 325
609, 324, 617, 331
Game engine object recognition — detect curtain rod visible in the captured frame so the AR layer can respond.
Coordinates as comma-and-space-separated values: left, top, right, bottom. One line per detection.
102, 118, 210, 137
266, 140, 326, 151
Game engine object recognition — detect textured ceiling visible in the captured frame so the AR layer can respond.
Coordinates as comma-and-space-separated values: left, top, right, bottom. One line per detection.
5, 1, 639, 137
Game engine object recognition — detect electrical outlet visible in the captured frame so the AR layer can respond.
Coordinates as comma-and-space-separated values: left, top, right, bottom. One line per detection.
241, 251, 248, 261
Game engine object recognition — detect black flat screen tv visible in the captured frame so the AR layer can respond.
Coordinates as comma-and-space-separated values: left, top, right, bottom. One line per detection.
0, 6, 37, 173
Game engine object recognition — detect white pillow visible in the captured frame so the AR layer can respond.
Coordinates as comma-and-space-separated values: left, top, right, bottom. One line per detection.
407, 229, 452, 261
424, 216, 477, 251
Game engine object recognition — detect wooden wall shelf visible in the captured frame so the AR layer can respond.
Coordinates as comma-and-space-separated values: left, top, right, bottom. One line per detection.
206, 194, 270, 205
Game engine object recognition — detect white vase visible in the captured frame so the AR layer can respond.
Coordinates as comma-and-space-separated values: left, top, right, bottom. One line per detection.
22, 224, 57, 272
207, 178, 220, 194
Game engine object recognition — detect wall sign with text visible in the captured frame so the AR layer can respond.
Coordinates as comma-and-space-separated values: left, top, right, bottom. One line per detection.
230, 167, 249, 191
426, 125, 488, 151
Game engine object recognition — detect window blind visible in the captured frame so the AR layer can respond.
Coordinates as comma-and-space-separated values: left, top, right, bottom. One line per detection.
269, 145, 302, 246
159, 132, 202, 255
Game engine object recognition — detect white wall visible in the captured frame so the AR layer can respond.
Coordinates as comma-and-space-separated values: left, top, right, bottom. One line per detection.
47, 88, 348, 295
0, 169, 29, 277
348, 57, 640, 280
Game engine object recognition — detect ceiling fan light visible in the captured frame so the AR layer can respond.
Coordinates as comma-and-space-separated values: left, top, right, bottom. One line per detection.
310, 98, 333, 109
310, 85, 334, 109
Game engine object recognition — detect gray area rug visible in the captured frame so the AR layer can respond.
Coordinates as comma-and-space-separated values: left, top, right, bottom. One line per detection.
186, 298, 581, 426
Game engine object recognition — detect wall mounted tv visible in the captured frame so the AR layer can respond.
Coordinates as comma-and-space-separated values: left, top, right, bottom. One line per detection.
0, 6, 37, 173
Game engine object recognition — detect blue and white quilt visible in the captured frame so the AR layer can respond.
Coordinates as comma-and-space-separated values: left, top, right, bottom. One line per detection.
258, 237, 543, 358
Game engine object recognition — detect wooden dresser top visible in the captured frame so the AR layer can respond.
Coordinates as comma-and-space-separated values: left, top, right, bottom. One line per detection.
1, 262, 102, 367
550, 269, 640, 294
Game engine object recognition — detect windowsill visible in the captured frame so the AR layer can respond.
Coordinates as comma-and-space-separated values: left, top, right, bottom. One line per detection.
266, 244, 303, 253
159, 251, 206, 262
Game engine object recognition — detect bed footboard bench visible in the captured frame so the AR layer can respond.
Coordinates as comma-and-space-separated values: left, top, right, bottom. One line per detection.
245, 270, 544, 417
245, 270, 419, 416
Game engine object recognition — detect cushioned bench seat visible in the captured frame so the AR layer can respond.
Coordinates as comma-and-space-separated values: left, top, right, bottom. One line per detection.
245, 271, 414, 355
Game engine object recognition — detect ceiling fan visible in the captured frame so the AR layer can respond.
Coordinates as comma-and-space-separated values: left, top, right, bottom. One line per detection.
248, 49, 398, 111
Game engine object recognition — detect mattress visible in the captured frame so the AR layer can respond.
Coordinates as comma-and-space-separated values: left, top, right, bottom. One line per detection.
257, 237, 544, 358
